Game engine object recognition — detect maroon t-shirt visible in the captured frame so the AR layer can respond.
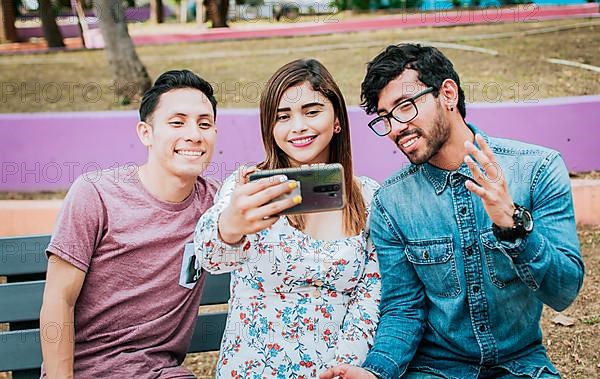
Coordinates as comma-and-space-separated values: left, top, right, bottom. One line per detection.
41, 168, 218, 378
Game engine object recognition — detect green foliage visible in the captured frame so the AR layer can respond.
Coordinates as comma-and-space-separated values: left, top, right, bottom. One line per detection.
334, 0, 422, 10
120, 95, 132, 106
499, 0, 530, 4
352, 0, 370, 10
581, 316, 600, 326
238, 0, 264, 6
388, 0, 423, 9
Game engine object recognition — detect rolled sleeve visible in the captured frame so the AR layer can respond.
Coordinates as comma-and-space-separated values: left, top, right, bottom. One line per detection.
498, 153, 584, 311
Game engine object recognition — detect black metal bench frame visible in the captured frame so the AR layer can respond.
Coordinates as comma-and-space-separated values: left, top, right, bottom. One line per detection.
0, 235, 229, 379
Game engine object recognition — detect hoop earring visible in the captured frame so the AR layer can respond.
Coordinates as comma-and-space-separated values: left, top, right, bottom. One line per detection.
334, 125, 341, 133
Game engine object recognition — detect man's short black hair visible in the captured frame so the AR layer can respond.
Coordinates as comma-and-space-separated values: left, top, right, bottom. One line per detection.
361, 44, 466, 119
139, 70, 217, 122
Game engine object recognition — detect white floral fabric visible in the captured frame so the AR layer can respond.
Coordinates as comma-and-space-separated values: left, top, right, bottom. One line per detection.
194, 172, 381, 378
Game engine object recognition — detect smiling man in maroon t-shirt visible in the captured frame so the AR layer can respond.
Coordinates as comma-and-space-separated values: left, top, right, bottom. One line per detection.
39, 70, 220, 379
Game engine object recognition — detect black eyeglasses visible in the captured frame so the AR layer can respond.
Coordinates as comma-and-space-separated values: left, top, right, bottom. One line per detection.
368, 87, 435, 137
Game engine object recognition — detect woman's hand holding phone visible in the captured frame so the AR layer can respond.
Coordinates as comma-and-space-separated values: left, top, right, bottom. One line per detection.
218, 167, 302, 245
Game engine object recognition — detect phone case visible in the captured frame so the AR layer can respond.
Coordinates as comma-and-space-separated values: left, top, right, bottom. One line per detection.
248, 163, 346, 215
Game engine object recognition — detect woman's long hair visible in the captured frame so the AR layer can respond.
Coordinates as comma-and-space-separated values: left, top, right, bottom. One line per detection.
258, 59, 366, 236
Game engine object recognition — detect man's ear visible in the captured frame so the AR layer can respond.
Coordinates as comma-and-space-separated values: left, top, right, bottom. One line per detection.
439, 79, 459, 110
136, 121, 153, 147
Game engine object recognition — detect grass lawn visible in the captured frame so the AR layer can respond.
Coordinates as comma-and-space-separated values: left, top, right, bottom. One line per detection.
0, 17, 598, 113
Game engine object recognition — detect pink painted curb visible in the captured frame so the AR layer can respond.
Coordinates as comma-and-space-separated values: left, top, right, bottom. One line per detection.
0, 200, 62, 237
572, 180, 600, 228
1, 179, 598, 237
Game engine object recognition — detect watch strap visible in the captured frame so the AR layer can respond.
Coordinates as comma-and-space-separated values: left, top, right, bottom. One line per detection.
492, 203, 532, 242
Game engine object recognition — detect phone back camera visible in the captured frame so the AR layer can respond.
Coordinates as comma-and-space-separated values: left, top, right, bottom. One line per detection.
313, 184, 340, 193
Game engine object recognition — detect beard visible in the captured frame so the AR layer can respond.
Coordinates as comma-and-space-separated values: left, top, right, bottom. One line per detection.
396, 106, 450, 165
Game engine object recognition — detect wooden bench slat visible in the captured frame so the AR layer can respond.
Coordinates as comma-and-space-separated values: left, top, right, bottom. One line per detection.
188, 312, 228, 353
0, 273, 228, 324
0, 281, 44, 323
200, 272, 230, 305
0, 236, 231, 375
0, 235, 50, 276
0, 311, 227, 372
0, 329, 42, 372
11, 369, 41, 379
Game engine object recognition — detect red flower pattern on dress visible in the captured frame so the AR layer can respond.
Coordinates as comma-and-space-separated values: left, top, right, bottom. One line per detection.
195, 174, 382, 377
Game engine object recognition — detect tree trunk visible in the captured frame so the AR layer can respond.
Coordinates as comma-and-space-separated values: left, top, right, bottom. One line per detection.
71, 0, 88, 47
149, 0, 163, 23
205, 0, 228, 28
94, 0, 151, 103
39, 0, 65, 48
218, 0, 228, 27
0, 0, 18, 42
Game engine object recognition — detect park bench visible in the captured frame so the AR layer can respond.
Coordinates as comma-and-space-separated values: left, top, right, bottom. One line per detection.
0, 235, 230, 379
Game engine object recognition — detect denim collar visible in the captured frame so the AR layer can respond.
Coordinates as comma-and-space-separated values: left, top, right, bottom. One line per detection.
421, 123, 489, 195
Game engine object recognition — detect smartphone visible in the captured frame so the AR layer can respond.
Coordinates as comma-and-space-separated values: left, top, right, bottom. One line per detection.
248, 163, 346, 215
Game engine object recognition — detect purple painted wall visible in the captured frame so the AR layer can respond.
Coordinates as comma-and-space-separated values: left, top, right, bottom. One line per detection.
16, 23, 99, 40
0, 96, 599, 192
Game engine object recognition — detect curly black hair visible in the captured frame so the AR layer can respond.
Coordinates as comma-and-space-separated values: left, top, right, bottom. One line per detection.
361, 44, 466, 119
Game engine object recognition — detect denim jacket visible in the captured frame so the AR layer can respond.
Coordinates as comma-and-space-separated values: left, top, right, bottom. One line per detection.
362, 124, 584, 379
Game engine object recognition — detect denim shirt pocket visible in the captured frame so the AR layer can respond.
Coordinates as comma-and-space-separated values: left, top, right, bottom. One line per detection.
405, 237, 461, 298
480, 229, 520, 289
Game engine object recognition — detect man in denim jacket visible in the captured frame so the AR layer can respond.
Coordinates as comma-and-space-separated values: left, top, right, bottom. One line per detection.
321, 44, 584, 379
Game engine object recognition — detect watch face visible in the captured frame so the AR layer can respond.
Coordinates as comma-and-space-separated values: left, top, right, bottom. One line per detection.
522, 209, 534, 232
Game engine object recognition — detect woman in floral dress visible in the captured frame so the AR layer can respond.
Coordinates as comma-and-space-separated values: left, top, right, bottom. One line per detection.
194, 59, 381, 378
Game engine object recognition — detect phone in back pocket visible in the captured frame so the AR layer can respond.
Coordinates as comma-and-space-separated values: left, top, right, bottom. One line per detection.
248, 163, 346, 215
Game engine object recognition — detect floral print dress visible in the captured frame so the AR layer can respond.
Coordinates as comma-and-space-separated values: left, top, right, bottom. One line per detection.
194, 172, 381, 378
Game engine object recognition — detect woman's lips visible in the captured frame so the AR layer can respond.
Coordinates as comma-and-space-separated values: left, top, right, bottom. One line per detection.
289, 135, 317, 147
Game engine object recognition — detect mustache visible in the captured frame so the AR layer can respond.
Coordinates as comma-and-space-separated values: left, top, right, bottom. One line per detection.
395, 129, 423, 145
